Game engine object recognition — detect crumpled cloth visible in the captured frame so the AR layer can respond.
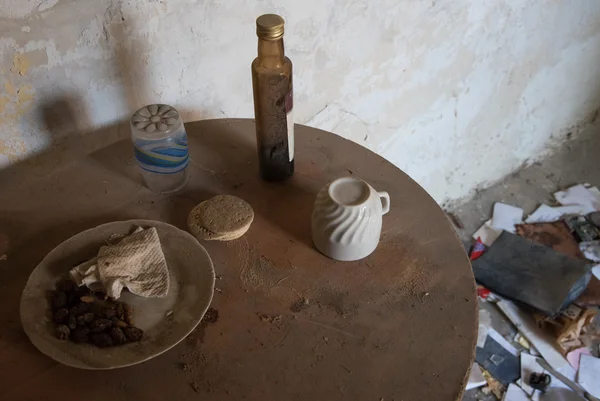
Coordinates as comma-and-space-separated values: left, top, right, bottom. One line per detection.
69, 226, 169, 299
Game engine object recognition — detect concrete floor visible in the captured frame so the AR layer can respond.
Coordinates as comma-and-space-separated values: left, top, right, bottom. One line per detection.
452, 121, 600, 244
453, 122, 600, 400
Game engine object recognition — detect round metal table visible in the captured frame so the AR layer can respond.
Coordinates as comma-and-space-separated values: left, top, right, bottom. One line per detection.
0, 119, 476, 400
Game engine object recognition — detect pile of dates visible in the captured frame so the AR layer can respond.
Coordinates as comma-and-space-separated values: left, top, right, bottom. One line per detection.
50, 279, 143, 347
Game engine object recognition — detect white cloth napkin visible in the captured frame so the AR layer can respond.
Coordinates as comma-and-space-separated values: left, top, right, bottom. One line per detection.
69, 226, 169, 299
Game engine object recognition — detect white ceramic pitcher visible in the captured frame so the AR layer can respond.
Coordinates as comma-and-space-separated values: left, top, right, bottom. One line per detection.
311, 177, 390, 261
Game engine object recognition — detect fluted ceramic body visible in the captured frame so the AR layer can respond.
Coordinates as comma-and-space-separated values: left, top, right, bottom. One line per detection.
312, 177, 390, 261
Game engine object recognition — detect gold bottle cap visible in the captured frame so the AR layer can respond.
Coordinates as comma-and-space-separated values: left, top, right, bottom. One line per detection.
256, 14, 284, 40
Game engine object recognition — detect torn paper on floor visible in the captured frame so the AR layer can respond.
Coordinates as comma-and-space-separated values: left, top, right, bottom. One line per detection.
525, 204, 595, 224
514, 333, 530, 351
593, 265, 600, 280
580, 241, 600, 262
491, 203, 524, 233
496, 300, 576, 380
476, 327, 520, 385
477, 308, 492, 348
554, 184, 600, 211
578, 355, 600, 398
566, 347, 591, 370
520, 353, 538, 396
525, 205, 563, 224
466, 363, 487, 390
473, 219, 503, 246
504, 383, 530, 401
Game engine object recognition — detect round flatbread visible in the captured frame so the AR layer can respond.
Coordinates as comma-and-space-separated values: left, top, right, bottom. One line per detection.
187, 195, 254, 241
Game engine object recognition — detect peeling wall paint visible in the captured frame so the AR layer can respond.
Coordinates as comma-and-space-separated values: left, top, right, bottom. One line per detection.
1, 0, 600, 203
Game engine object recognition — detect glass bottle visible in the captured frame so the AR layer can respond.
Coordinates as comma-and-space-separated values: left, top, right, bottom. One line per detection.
130, 104, 190, 193
251, 14, 294, 181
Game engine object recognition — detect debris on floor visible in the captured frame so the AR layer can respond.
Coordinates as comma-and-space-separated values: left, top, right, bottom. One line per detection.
580, 240, 600, 262
528, 372, 551, 393
473, 219, 503, 247
566, 347, 591, 370
577, 354, 600, 398
466, 363, 487, 390
491, 203, 524, 234
503, 383, 530, 401
470, 239, 486, 261
554, 184, 600, 211
476, 328, 521, 385
462, 183, 600, 401
472, 232, 591, 316
535, 307, 597, 354
515, 221, 583, 259
481, 368, 506, 399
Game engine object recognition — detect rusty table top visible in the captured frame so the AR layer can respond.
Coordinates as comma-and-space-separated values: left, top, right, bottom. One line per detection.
0, 119, 476, 401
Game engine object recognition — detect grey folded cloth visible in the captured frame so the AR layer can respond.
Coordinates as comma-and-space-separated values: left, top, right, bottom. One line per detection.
69, 226, 169, 299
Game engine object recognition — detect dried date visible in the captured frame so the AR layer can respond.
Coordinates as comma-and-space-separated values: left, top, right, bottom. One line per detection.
123, 326, 143, 342
55, 325, 70, 340
109, 327, 127, 345
90, 333, 113, 348
70, 327, 90, 343
89, 318, 112, 333
51, 291, 67, 310
53, 308, 69, 324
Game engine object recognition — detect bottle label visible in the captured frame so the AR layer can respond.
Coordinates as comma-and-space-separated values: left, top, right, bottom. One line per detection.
285, 87, 294, 162
134, 129, 189, 174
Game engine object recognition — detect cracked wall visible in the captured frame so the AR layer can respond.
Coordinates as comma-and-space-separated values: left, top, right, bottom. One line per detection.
1, 0, 600, 204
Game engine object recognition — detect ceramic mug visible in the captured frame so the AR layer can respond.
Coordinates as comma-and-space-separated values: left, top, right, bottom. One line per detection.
311, 177, 390, 261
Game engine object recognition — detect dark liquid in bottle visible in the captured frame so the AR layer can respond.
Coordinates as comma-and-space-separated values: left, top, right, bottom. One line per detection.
252, 69, 294, 181
251, 15, 294, 182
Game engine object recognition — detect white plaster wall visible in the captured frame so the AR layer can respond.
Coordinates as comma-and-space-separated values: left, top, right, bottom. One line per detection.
1, 0, 600, 204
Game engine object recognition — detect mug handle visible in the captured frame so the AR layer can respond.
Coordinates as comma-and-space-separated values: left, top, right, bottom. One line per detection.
378, 191, 390, 215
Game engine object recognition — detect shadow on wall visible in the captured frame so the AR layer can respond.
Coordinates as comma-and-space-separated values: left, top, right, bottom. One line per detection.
0, 5, 165, 182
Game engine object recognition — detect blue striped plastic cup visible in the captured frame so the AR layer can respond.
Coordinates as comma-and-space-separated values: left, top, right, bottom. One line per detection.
130, 104, 190, 193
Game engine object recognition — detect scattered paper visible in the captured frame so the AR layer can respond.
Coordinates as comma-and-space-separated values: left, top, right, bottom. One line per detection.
503, 383, 530, 401
577, 354, 600, 398
477, 309, 492, 348
554, 184, 600, 210
593, 265, 600, 280
473, 219, 503, 246
556, 308, 597, 355
588, 186, 600, 200
476, 327, 521, 385
466, 363, 487, 390
514, 333, 531, 350
539, 388, 585, 401
525, 205, 563, 223
566, 347, 591, 370
536, 369, 576, 393
525, 204, 596, 223
491, 203, 524, 233
555, 204, 599, 217
488, 329, 520, 358
520, 353, 539, 395
497, 300, 576, 380
580, 240, 600, 262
